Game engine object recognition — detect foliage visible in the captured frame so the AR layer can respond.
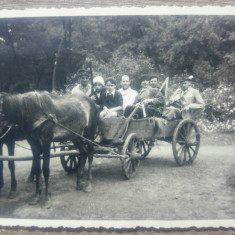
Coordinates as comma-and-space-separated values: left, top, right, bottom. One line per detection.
0, 16, 234, 132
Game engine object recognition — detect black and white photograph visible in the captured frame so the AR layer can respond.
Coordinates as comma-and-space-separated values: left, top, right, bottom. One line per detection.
0, 10, 234, 228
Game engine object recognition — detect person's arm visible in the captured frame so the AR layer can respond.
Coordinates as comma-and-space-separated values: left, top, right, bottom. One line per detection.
182, 90, 205, 112
109, 91, 123, 112
143, 88, 164, 106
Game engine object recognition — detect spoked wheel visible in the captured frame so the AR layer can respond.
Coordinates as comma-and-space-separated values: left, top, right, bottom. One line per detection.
140, 140, 152, 158
121, 133, 141, 180
172, 119, 200, 166
60, 145, 81, 173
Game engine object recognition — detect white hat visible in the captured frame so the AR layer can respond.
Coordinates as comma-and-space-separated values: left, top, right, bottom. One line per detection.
93, 76, 104, 86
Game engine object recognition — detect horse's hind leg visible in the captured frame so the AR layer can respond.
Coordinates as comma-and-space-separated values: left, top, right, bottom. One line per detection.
85, 152, 93, 193
27, 138, 42, 205
7, 141, 17, 199
75, 142, 87, 191
0, 160, 4, 196
0, 144, 4, 195
42, 142, 51, 202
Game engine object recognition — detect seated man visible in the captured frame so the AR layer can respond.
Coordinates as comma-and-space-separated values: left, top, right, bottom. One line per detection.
124, 76, 165, 118
163, 75, 205, 120
100, 78, 123, 118
90, 76, 105, 111
118, 75, 138, 112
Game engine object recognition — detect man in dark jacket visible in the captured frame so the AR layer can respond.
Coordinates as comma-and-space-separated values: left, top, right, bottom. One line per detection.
100, 78, 123, 118
124, 76, 165, 118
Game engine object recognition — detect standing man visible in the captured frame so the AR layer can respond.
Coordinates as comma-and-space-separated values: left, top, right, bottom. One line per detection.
72, 69, 92, 96
118, 75, 138, 112
163, 75, 205, 120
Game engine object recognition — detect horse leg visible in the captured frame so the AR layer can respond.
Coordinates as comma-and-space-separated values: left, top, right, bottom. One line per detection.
42, 142, 51, 202
0, 160, 3, 196
84, 152, 93, 193
0, 144, 4, 195
28, 139, 42, 205
7, 141, 17, 199
76, 143, 88, 191
27, 158, 36, 183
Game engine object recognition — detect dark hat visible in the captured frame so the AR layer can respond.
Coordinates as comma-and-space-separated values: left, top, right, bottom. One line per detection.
140, 75, 149, 82
181, 75, 194, 83
77, 69, 90, 78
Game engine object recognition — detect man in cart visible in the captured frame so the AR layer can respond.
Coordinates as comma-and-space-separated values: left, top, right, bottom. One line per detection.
72, 69, 92, 96
124, 76, 165, 118
90, 76, 105, 111
163, 75, 205, 120
118, 75, 138, 113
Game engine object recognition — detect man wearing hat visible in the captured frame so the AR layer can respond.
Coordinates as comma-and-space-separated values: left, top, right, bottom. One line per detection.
72, 69, 92, 96
90, 76, 105, 110
163, 75, 205, 120
124, 76, 164, 118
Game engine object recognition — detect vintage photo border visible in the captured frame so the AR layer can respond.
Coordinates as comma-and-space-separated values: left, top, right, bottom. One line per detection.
0, 4, 235, 233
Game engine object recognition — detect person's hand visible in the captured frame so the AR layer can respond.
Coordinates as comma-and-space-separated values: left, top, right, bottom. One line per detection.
90, 95, 96, 101
142, 99, 152, 104
182, 105, 190, 112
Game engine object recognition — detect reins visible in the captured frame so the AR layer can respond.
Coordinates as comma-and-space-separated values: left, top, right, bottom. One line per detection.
0, 125, 13, 140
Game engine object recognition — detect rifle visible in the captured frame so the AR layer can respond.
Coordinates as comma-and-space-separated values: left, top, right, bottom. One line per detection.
89, 61, 94, 94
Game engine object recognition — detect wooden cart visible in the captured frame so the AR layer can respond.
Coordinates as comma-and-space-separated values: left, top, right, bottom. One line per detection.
60, 114, 200, 180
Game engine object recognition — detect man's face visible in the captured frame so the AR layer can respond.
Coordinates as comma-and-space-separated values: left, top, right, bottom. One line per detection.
141, 80, 149, 89
93, 83, 103, 92
150, 78, 158, 88
106, 81, 116, 93
181, 81, 190, 91
80, 75, 90, 87
121, 76, 130, 90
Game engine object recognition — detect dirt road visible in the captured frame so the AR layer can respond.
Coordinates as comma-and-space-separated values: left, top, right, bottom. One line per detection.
0, 137, 235, 221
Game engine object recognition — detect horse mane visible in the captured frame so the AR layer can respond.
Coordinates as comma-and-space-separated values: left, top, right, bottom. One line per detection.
3, 91, 54, 125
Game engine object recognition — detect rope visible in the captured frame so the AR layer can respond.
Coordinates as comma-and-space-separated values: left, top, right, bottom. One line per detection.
15, 142, 31, 150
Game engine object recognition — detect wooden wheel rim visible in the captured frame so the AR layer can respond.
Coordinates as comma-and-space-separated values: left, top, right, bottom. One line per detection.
121, 133, 140, 179
172, 119, 200, 166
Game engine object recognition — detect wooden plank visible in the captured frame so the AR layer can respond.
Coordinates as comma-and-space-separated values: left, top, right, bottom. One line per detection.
0, 149, 80, 161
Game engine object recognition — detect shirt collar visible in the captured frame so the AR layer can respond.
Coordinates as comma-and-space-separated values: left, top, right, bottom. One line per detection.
106, 90, 115, 96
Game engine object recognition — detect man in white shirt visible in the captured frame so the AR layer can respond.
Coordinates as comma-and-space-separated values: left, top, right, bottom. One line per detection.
72, 70, 92, 96
118, 75, 138, 112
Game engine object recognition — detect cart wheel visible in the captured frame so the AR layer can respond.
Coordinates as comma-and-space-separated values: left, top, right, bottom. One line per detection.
121, 133, 141, 180
60, 146, 81, 173
172, 119, 200, 166
140, 140, 152, 158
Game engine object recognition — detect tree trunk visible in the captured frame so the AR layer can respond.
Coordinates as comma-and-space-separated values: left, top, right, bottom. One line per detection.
52, 19, 69, 92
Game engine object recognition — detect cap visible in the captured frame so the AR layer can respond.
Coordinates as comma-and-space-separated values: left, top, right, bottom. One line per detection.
77, 69, 90, 78
93, 76, 105, 86
181, 75, 194, 83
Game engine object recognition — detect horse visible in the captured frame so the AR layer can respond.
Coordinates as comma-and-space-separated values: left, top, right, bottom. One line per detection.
0, 125, 35, 198
0, 91, 99, 205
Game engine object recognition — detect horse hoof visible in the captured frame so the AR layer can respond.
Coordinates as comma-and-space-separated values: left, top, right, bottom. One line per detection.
76, 180, 84, 191
41, 198, 52, 209
76, 184, 83, 191
28, 196, 40, 205
8, 191, 17, 199
27, 176, 34, 183
83, 183, 92, 193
